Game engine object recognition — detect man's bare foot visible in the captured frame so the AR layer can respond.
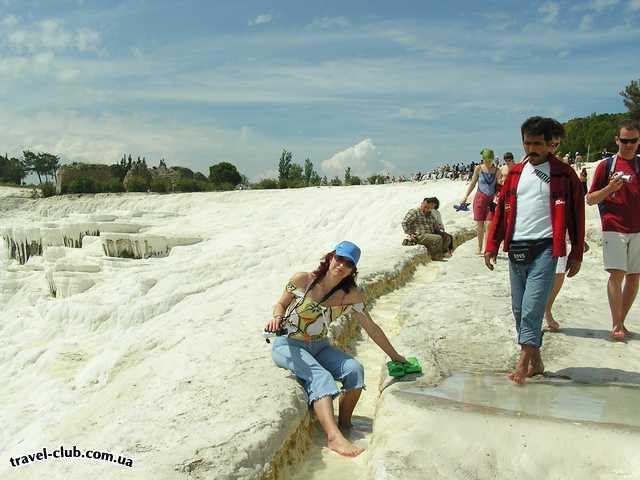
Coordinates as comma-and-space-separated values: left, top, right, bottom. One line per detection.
508, 368, 527, 385
527, 359, 544, 378
623, 325, 633, 338
327, 436, 364, 457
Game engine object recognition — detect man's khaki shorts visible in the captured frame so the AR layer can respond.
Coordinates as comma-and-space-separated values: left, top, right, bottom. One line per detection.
603, 231, 640, 273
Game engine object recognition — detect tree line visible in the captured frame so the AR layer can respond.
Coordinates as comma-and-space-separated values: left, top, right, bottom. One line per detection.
3, 78, 638, 192
557, 78, 640, 161
0, 151, 60, 186
252, 149, 364, 190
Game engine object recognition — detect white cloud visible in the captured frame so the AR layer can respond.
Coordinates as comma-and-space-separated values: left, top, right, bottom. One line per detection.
321, 139, 378, 176
480, 12, 517, 31
2, 17, 100, 53
306, 16, 349, 30
56, 68, 81, 81
33, 51, 55, 66
1, 14, 18, 27
248, 13, 273, 27
392, 108, 436, 121
572, 0, 619, 12
378, 28, 465, 57
75, 28, 100, 51
539, 3, 560, 24
579, 14, 594, 30
0, 108, 286, 179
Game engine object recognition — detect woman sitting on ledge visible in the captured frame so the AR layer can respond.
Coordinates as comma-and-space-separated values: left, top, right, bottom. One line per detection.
265, 241, 406, 457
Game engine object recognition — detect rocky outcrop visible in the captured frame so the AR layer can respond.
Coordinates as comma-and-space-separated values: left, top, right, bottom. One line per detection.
56, 164, 116, 194
100, 233, 201, 259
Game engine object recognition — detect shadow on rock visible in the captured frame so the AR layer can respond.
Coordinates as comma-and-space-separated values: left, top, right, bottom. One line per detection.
551, 367, 640, 386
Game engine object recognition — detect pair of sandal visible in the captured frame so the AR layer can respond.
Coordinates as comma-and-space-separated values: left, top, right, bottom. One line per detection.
387, 357, 422, 378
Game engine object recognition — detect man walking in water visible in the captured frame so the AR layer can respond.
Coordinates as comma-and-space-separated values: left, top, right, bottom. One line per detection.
485, 116, 585, 384
586, 119, 640, 341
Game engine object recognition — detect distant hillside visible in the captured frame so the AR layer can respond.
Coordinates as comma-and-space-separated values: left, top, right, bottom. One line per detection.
559, 112, 630, 161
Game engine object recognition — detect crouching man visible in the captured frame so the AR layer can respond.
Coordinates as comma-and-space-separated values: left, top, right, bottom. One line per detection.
402, 197, 451, 260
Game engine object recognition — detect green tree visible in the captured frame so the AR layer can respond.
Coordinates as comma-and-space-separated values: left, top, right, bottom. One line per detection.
209, 161, 241, 186
559, 113, 627, 161
330, 176, 342, 186
194, 172, 209, 183
310, 171, 321, 186
368, 174, 383, 184
124, 176, 149, 192
303, 158, 315, 186
254, 178, 279, 189
69, 176, 97, 194
344, 167, 352, 185
349, 176, 362, 185
38, 153, 60, 182
288, 163, 305, 188
620, 79, 640, 121
0, 155, 26, 184
278, 149, 292, 188
22, 150, 38, 182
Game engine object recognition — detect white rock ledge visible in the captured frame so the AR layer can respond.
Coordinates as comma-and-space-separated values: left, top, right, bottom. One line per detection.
100, 233, 202, 259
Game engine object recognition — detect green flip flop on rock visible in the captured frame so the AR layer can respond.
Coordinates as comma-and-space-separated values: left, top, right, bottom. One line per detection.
386, 357, 422, 377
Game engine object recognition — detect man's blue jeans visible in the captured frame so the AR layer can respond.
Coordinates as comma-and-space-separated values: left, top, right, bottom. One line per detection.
508, 245, 558, 348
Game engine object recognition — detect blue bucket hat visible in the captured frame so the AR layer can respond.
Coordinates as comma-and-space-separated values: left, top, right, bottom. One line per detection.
334, 241, 361, 266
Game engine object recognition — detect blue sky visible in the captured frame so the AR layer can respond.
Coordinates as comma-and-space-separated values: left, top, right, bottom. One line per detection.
1, 0, 639, 180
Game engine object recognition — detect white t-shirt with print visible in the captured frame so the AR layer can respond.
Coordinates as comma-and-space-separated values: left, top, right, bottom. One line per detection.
513, 161, 552, 241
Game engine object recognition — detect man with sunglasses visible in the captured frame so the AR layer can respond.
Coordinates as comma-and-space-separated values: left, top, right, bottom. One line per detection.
586, 119, 640, 341
485, 116, 585, 385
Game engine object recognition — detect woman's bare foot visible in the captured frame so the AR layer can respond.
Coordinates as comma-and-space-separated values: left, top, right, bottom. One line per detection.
327, 435, 364, 457
611, 327, 626, 342
507, 367, 527, 385
544, 314, 560, 332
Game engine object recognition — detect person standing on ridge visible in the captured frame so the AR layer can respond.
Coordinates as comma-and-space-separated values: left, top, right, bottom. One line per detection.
484, 116, 585, 385
460, 148, 502, 255
586, 119, 640, 341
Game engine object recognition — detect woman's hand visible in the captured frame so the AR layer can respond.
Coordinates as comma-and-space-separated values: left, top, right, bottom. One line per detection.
392, 354, 407, 364
265, 316, 284, 332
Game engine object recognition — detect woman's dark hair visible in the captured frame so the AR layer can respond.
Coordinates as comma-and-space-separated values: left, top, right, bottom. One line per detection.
312, 251, 358, 293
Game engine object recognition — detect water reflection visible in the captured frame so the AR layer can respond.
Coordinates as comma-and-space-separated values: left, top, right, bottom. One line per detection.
398, 373, 640, 427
